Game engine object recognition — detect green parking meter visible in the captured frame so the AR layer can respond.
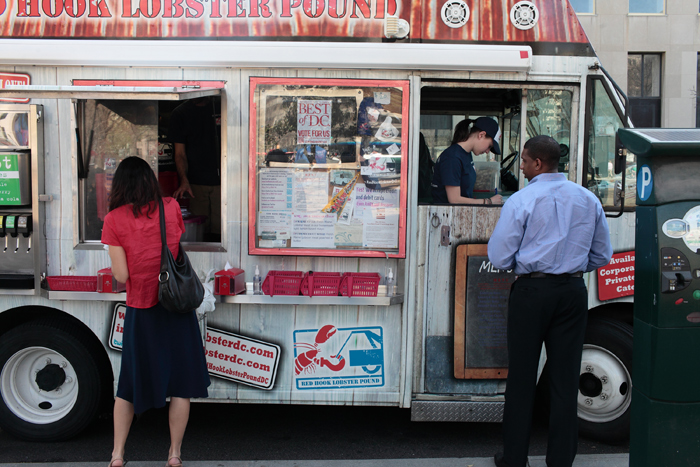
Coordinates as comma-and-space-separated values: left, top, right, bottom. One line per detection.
618, 128, 700, 467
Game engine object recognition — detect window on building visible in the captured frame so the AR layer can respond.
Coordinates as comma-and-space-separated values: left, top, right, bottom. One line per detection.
628, 53, 662, 127
570, 0, 595, 14
629, 0, 664, 14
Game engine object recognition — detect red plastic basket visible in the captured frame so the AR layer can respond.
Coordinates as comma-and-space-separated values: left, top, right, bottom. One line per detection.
261, 271, 303, 296
339, 272, 380, 297
300, 272, 342, 297
46, 276, 98, 292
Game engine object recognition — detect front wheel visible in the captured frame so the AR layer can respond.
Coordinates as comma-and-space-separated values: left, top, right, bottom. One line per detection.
577, 318, 633, 444
0, 319, 106, 441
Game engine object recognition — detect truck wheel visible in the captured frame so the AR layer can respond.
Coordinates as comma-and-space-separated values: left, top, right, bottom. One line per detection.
577, 317, 633, 444
0, 319, 105, 441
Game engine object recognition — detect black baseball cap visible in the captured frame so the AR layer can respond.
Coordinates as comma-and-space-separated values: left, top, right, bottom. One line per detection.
474, 117, 502, 155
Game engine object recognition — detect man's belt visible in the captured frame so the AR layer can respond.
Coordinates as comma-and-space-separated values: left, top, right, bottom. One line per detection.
518, 271, 584, 279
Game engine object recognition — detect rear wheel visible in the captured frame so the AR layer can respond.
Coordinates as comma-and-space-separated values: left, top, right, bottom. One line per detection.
577, 318, 633, 444
0, 319, 105, 441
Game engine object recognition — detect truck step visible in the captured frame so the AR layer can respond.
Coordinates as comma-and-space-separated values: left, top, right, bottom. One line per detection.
411, 400, 504, 423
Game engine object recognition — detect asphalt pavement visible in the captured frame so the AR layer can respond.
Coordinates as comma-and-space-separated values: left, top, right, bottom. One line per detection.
0, 404, 629, 467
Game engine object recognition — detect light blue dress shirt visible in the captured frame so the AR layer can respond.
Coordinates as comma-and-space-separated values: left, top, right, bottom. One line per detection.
488, 173, 613, 275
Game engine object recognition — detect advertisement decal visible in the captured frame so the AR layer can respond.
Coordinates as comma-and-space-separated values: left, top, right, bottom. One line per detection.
108, 303, 126, 351
205, 327, 281, 390
597, 251, 635, 301
293, 324, 384, 390
0, 72, 30, 103
0, 1, 590, 44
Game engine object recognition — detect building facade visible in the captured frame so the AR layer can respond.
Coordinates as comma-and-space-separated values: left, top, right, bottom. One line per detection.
572, 0, 700, 128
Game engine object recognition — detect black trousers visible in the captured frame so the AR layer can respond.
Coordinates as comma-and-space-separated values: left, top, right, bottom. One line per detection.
501, 276, 588, 467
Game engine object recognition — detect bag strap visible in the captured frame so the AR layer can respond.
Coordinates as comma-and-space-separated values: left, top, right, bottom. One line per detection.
158, 197, 167, 248
158, 197, 170, 284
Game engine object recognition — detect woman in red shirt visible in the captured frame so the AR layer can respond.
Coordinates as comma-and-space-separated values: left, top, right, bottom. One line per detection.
102, 157, 210, 467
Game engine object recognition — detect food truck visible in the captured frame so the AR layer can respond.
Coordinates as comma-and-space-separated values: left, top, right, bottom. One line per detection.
0, 0, 636, 445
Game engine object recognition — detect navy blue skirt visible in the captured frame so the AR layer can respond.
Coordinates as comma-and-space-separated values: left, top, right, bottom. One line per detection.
117, 302, 211, 414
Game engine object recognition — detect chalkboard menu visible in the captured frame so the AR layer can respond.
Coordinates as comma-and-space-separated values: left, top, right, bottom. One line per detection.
465, 256, 515, 368
454, 244, 516, 379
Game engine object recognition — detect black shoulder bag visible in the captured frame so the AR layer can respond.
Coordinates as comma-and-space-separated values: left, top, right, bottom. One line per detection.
157, 198, 204, 313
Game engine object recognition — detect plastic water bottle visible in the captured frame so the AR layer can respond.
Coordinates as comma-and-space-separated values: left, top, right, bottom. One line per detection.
253, 265, 262, 295
386, 268, 395, 297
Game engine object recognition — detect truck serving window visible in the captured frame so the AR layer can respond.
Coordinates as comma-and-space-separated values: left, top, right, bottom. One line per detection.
79, 100, 158, 241
584, 77, 635, 210
419, 84, 576, 203
78, 97, 222, 244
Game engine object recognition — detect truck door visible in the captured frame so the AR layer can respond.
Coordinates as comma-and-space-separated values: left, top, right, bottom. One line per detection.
412, 80, 579, 419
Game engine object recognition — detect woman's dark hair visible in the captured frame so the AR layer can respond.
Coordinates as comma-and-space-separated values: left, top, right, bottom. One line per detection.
523, 135, 561, 170
108, 156, 162, 218
451, 119, 481, 145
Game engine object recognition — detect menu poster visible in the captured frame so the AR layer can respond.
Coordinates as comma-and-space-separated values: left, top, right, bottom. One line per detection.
292, 213, 336, 248
362, 207, 399, 249
297, 100, 332, 145
293, 171, 329, 212
353, 184, 400, 220
259, 168, 293, 211
257, 211, 292, 240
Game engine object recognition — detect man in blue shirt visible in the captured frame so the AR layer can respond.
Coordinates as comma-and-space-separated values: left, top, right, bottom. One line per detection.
488, 135, 612, 467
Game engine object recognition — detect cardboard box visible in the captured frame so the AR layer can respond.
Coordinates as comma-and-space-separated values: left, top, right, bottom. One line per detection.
214, 268, 245, 295
97, 268, 126, 293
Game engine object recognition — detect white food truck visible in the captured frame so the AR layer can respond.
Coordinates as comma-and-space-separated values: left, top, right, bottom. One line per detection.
0, 0, 636, 445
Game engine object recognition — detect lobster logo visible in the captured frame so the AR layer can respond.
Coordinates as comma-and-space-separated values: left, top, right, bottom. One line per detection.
294, 324, 346, 375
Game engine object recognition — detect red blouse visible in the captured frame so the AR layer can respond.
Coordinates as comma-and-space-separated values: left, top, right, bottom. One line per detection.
101, 198, 185, 309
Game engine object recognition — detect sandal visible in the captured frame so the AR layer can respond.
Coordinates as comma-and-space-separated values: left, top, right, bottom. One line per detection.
166, 456, 183, 467
108, 458, 127, 467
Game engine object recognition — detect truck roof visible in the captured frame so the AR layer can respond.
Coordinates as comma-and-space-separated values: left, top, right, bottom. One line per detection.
0, 0, 593, 56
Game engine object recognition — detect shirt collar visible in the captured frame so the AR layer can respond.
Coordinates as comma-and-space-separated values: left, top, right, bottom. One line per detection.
528, 172, 567, 184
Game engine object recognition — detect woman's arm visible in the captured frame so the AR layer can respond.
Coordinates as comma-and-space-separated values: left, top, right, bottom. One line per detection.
108, 246, 129, 283
445, 186, 502, 205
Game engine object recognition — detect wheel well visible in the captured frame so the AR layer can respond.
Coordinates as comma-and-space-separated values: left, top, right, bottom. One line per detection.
0, 305, 115, 413
588, 302, 634, 326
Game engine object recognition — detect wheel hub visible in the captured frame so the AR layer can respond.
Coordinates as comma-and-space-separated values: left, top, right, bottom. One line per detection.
577, 344, 631, 423
579, 372, 603, 397
0, 347, 78, 424
35, 363, 67, 392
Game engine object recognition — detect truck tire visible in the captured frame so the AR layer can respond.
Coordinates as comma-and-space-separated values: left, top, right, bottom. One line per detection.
0, 319, 105, 441
577, 317, 633, 444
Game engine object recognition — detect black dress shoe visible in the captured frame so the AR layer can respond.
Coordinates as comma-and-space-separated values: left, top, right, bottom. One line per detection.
494, 453, 530, 467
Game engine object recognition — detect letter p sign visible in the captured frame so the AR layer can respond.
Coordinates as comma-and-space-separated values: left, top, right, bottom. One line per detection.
637, 164, 653, 202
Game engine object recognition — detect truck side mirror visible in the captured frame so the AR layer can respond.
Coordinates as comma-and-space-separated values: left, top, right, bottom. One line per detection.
614, 133, 626, 175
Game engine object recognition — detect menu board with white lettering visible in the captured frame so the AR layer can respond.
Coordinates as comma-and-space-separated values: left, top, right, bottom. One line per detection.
249, 78, 409, 258
465, 256, 516, 370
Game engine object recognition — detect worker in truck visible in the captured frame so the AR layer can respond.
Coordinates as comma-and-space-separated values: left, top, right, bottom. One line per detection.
430, 116, 503, 205
487, 135, 613, 467
168, 96, 221, 242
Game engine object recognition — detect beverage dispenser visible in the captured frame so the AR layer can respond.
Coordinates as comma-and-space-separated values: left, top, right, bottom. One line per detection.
0, 105, 45, 292
617, 128, 700, 466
